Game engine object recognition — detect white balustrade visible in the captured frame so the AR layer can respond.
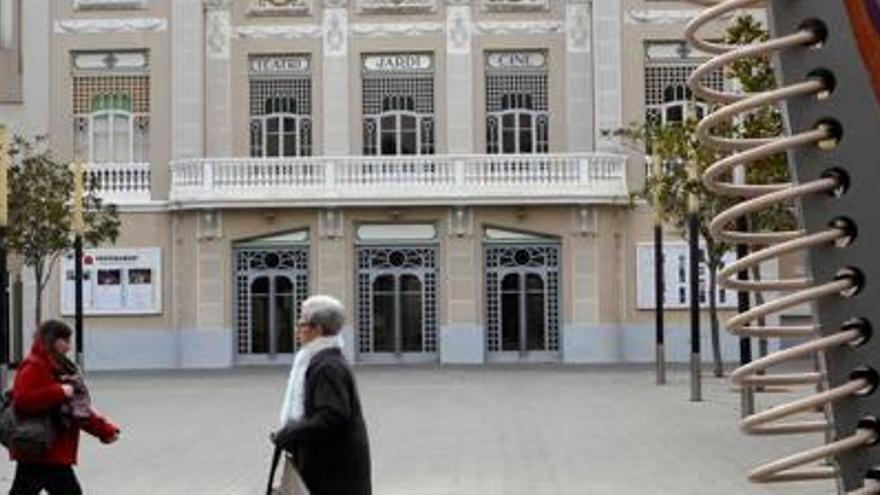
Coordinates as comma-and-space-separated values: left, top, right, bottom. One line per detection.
170, 153, 627, 205
86, 162, 152, 204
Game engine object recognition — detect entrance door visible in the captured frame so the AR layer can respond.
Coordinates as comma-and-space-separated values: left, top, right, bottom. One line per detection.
486, 242, 560, 362
500, 272, 546, 354
356, 245, 438, 363
371, 273, 424, 354
234, 244, 309, 365
249, 274, 297, 355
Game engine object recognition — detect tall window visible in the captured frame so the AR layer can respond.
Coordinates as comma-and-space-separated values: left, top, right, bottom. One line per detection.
362, 53, 434, 156
486, 51, 549, 154
73, 51, 150, 163
249, 55, 312, 158
644, 41, 724, 127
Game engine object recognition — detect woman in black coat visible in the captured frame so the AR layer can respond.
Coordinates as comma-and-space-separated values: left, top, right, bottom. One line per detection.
274, 295, 371, 495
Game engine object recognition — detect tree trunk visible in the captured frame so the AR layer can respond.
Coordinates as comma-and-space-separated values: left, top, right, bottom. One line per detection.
709, 260, 724, 377
32, 263, 43, 326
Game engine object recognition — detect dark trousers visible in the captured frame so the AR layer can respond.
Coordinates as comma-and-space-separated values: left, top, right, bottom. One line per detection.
9, 462, 82, 495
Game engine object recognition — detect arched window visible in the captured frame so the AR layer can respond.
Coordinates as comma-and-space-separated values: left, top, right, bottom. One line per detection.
251, 95, 311, 157
249, 66, 312, 158
487, 92, 549, 154
363, 92, 433, 156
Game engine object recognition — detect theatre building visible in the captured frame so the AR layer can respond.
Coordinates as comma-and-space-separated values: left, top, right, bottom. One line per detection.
0, 0, 776, 369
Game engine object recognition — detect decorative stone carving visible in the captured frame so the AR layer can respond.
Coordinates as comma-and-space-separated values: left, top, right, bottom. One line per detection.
248, 0, 311, 16
198, 210, 223, 241
473, 20, 563, 36
483, 0, 548, 12
448, 207, 473, 237
203, 0, 231, 9
356, 0, 436, 14
319, 209, 345, 239
323, 8, 348, 57
237, 25, 323, 39
73, 0, 147, 10
350, 22, 443, 37
54, 18, 167, 34
205, 8, 231, 60
573, 206, 597, 236
625, 9, 718, 26
446, 5, 471, 55
566, 3, 590, 53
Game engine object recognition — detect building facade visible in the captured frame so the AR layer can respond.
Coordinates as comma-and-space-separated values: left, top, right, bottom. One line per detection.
0, 0, 782, 369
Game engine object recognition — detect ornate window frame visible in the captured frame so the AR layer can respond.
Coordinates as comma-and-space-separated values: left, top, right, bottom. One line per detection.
248, 54, 313, 158
72, 50, 150, 164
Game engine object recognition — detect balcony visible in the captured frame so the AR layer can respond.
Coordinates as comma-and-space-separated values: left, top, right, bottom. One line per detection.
169, 153, 628, 208
86, 162, 152, 205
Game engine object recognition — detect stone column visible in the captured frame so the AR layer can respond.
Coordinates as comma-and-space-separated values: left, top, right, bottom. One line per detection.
565, 0, 593, 152
322, 2, 350, 155
441, 207, 483, 364
563, 206, 610, 363
173, 0, 204, 161
203, 0, 233, 157
446, 2, 473, 153
317, 210, 353, 360
591, 0, 622, 151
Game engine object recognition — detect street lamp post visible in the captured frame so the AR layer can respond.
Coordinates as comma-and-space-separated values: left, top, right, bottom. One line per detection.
0, 126, 10, 390
71, 160, 85, 369
688, 160, 702, 402
652, 155, 666, 386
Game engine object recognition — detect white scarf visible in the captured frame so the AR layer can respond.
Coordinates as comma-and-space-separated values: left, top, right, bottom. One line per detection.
279, 335, 344, 426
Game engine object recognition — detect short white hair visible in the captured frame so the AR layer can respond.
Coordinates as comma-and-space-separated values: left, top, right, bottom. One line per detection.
301, 295, 346, 336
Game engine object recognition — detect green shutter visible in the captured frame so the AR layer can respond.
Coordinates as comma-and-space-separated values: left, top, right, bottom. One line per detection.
90, 93, 133, 112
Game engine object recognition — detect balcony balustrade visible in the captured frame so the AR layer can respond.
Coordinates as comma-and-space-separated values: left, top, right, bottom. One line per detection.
169, 153, 628, 207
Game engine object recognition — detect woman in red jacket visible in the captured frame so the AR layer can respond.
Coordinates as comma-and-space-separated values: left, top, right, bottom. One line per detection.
9, 320, 119, 495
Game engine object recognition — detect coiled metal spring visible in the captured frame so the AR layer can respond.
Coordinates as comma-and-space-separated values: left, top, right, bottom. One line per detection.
684, 0, 880, 489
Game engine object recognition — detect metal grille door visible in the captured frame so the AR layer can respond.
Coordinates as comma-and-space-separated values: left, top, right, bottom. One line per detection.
485, 243, 560, 359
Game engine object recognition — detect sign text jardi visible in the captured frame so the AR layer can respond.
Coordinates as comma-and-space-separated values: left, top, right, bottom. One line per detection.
363, 53, 433, 72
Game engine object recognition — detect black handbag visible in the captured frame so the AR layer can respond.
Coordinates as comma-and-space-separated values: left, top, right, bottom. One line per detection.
0, 391, 57, 457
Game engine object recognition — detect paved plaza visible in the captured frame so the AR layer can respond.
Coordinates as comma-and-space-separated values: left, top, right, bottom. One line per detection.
0, 365, 839, 495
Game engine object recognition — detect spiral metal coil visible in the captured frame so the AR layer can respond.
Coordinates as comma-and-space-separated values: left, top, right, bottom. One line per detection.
685, 0, 880, 490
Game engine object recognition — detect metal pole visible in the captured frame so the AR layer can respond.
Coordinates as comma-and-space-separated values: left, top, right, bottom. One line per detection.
74, 235, 83, 368
733, 165, 754, 415
736, 216, 754, 416
655, 221, 666, 386
71, 160, 85, 369
688, 162, 702, 402
0, 126, 10, 390
652, 154, 666, 386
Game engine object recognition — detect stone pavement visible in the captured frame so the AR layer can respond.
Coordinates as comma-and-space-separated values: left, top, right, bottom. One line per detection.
0, 365, 840, 494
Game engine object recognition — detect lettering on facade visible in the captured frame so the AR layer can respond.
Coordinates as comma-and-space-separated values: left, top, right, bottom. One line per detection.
362, 53, 433, 73
249, 55, 310, 75
486, 50, 547, 71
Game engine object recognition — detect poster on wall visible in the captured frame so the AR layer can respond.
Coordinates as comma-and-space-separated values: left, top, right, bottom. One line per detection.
636, 242, 737, 310
61, 248, 162, 315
